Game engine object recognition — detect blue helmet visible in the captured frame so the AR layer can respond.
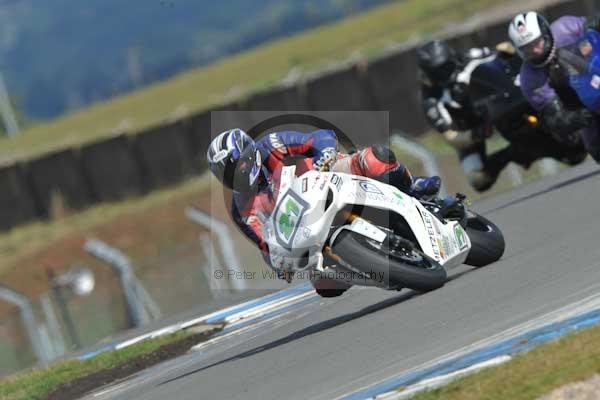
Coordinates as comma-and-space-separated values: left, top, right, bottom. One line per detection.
207, 128, 263, 192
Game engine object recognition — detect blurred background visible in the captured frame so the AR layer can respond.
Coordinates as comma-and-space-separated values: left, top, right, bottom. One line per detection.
0, 0, 597, 376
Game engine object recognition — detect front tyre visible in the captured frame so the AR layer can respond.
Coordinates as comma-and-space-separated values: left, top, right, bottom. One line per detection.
331, 231, 447, 292
464, 213, 505, 267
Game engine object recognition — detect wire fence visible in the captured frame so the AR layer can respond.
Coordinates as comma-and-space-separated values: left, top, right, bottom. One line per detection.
0, 240, 216, 376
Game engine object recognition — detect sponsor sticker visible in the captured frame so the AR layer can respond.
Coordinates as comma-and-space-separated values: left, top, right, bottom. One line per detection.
302, 227, 312, 239
353, 178, 384, 194
269, 133, 288, 154
454, 224, 468, 250
330, 174, 342, 190
213, 149, 229, 162
422, 212, 441, 261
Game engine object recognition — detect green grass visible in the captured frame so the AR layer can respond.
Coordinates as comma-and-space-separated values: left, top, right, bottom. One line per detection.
0, 0, 505, 164
409, 323, 600, 400
0, 330, 196, 400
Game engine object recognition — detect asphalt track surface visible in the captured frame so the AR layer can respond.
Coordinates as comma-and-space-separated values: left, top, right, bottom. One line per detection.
84, 161, 600, 400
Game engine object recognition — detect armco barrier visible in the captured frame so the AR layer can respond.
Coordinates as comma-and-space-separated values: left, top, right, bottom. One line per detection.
27, 148, 93, 216
365, 49, 427, 134
210, 104, 256, 136
80, 135, 144, 201
0, 164, 38, 229
185, 111, 211, 173
244, 84, 310, 125
305, 66, 389, 144
245, 84, 308, 111
134, 121, 193, 190
306, 65, 376, 111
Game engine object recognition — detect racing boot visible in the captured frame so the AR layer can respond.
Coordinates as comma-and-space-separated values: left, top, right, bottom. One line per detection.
410, 176, 441, 200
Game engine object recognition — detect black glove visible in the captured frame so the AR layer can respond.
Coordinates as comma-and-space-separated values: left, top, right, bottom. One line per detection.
423, 98, 452, 132
541, 99, 594, 145
585, 15, 600, 31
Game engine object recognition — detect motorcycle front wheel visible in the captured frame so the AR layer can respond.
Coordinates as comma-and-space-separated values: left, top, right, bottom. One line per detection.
331, 230, 447, 292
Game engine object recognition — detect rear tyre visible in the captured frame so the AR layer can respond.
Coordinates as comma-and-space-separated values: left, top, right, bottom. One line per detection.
331, 230, 447, 292
464, 213, 505, 267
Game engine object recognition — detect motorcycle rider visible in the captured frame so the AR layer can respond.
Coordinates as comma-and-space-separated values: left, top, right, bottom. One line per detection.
418, 39, 517, 192
508, 12, 600, 160
418, 39, 588, 192
206, 128, 441, 285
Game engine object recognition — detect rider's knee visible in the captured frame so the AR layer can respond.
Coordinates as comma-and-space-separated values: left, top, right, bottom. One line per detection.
362, 145, 398, 176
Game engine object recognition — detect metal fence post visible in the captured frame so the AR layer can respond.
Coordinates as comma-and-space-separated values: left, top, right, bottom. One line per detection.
185, 207, 246, 290
84, 239, 161, 327
39, 292, 66, 357
0, 285, 48, 363
390, 133, 448, 197
200, 234, 230, 295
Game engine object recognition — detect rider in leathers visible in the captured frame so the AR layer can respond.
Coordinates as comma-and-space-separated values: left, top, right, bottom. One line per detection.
419, 40, 514, 192
206, 129, 441, 284
418, 39, 587, 192
508, 12, 600, 161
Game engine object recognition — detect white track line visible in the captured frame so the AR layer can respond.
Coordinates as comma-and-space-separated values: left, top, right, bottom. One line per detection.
334, 282, 600, 400
376, 355, 512, 399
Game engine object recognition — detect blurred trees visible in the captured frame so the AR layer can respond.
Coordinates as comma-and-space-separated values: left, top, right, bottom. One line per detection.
0, 0, 390, 120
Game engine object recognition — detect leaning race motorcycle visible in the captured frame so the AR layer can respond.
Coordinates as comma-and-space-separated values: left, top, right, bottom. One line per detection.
262, 165, 505, 297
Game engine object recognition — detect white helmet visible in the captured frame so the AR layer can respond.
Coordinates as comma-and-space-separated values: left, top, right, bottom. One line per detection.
508, 12, 555, 67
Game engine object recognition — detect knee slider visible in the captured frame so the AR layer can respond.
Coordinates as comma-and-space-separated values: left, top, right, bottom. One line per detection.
371, 144, 397, 163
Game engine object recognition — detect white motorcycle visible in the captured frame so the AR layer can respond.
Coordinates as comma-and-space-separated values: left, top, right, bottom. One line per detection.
263, 165, 505, 297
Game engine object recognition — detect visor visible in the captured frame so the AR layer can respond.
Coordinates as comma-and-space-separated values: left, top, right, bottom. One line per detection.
232, 147, 262, 192
519, 36, 550, 64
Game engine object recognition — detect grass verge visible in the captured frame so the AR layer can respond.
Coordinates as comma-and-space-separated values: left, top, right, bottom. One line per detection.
410, 322, 600, 400
0, 323, 224, 400
1, 0, 507, 163
0, 173, 210, 278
